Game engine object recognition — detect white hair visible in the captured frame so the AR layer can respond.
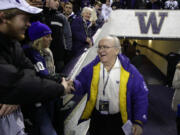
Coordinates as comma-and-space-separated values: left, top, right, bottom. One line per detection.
81, 7, 93, 15
113, 36, 121, 53
99, 35, 122, 53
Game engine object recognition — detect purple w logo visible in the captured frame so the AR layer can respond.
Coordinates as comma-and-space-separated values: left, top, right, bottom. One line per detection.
135, 12, 168, 34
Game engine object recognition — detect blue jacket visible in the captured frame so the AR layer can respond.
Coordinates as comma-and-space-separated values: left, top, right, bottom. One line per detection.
74, 54, 148, 125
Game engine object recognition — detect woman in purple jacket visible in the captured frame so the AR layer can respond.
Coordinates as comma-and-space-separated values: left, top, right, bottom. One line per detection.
23, 21, 60, 135
71, 7, 93, 56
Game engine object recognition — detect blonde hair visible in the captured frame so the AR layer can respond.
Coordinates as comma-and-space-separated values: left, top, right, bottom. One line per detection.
32, 37, 44, 52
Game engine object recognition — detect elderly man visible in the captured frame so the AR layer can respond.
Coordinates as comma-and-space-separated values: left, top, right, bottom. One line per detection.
0, 0, 71, 134
42, 0, 72, 72
72, 36, 148, 135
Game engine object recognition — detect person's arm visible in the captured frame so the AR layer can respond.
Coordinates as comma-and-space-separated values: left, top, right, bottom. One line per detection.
164, 1, 169, 9
101, 8, 107, 21
131, 69, 148, 134
0, 63, 66, 105
172, 67, 180, 89
73, 65, 92, 96
0, 42, 71, 105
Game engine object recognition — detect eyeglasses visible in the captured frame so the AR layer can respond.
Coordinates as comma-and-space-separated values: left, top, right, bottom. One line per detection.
96, 45, 119, 51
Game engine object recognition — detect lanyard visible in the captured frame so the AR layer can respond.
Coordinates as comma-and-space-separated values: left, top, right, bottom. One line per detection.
102, 66, 111, 95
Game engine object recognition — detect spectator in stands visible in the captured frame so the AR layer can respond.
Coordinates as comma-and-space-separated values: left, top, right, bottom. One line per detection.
126, 0, 140, 9
90, 1, 101, 24
101, 0, 112, 22
111, 0, 122, 10
90, 1, 104, 36
23, 21, 60, 135
71, 7, 93, 56
43, 0, 72, 72
100, 0, 113, 4
95, 3, 105, 28
71, 36, 148, 135
23, 22, 54, 78
59, 0, 69, 12
138, 0, 147, 9
42, 2, 73, 133
63, 2, 76, 24
0, 0, 71, 134
145, 0, 163, 9
69, 0, 81, 14
164, 0, 179, 9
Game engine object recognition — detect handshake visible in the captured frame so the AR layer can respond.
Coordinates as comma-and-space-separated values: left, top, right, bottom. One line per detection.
61, 77, 75, 94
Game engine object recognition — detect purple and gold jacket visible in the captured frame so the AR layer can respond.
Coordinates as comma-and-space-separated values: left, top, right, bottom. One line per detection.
74, 54, 148, 125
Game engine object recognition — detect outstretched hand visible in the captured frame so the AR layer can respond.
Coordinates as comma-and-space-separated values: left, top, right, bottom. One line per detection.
67, 79, 75, 92
61, 78, 75, 94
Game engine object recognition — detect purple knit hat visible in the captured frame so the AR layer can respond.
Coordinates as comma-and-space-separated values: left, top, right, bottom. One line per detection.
28, 21, 52, 41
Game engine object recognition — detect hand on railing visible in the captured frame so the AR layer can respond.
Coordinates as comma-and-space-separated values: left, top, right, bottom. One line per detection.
86, 37, 93, 48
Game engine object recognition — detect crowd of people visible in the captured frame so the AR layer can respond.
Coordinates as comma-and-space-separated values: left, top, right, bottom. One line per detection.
1, 0, 180, 135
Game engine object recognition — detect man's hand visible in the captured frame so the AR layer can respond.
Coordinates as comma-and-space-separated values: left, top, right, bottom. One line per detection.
61, 77, 68, 91
132, 124, 143, 135
0, 104, 19, 116
67, 80, 75, 92
61, 78, 75, 94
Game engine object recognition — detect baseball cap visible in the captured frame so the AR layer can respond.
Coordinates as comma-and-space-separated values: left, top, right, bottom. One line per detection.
28, 21, 52, 41
0, 0, 42, 14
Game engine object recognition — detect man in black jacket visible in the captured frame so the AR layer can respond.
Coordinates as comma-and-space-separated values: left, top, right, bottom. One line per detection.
42, 0, 72, 72
0, 0, 71, 116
